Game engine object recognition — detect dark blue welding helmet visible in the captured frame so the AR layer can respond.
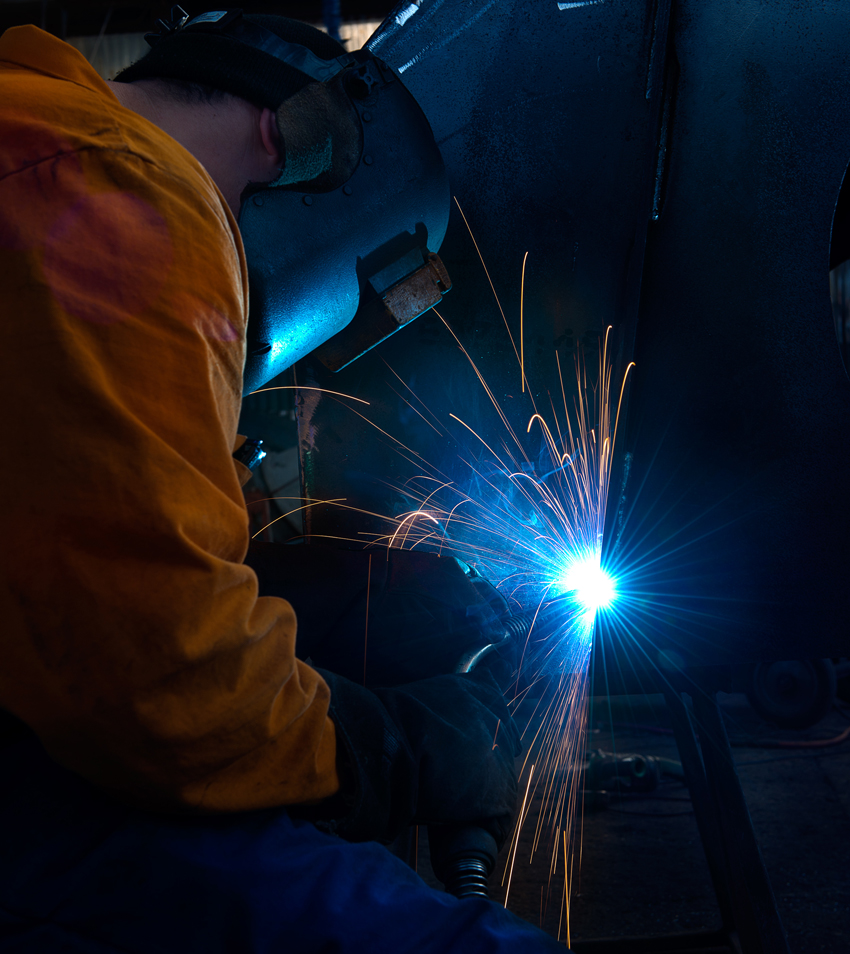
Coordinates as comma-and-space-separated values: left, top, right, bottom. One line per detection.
239, 45, 451, 393
119, 7, 452, 394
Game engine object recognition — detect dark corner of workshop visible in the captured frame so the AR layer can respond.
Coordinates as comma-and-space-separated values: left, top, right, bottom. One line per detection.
1, 2, 849, 954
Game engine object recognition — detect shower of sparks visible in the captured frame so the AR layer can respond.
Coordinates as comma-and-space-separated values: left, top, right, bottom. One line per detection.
348, 193, 636, 934
246, 219, 634, 938
358, 307, 633, 938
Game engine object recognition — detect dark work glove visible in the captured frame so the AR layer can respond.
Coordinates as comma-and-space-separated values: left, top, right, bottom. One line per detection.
311, 667, 521, 848
246, 543, 512, 686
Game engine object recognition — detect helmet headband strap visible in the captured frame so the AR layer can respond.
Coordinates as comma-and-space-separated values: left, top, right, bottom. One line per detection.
182, 10, 354, 84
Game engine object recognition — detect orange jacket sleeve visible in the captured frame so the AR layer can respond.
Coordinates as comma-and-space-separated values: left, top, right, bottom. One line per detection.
0, 26, 339, 811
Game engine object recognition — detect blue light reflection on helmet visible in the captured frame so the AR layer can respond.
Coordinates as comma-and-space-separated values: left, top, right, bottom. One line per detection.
238, 49, 450, 393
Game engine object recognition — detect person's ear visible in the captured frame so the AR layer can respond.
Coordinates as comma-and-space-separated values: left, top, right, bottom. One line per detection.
258, 107, 283, 166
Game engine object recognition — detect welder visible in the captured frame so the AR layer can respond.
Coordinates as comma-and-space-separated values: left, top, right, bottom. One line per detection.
0, 8, 565, 952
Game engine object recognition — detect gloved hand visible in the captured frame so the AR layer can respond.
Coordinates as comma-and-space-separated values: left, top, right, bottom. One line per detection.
246, 543, 512, 686
306, 666, 521, 847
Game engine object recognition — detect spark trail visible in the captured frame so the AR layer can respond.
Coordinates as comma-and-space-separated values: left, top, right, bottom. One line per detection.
365, 307, 632, 941
347, 199, 634, 937
248, 229, 633, 940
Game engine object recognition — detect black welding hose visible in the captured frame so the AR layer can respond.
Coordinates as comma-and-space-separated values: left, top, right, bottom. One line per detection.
428, 824, 499, 900
440, 857, 491, 899
455, 601, 564, 674
435, 609, 551, 899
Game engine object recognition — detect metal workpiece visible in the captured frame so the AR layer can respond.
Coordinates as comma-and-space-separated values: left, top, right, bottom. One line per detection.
297, 0, 667, 547
614, 0, 850, 668
285, 5, 850, 945
297, 0, 850, 671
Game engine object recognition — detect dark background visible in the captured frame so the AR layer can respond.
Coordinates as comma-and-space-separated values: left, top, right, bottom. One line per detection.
0, 1, 394, 37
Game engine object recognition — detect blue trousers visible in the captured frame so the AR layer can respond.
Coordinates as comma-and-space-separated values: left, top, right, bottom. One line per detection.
0, 742, 566, 953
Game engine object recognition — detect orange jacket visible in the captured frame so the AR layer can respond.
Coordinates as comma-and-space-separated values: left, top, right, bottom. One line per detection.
0, 26, 339, 811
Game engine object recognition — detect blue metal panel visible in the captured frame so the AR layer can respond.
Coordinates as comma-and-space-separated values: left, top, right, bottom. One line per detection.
611, 0, 850, 668
296, 0, 663, 551
296, 0, 850, 667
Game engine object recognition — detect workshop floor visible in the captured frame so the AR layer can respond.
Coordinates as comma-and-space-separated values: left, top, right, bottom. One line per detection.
414, 692, 850, 953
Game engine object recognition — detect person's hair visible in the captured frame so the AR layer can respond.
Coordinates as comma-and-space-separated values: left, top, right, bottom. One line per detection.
148, 78, 231, 106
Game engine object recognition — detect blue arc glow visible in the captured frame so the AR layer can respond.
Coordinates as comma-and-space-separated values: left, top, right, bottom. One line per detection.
557, 554, 617, 615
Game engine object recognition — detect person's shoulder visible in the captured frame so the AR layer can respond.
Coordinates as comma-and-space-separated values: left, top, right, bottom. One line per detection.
0, 25, 101, 90
0, 28, 125, 178
0, 27, 215, 202
0, 79, 226, 239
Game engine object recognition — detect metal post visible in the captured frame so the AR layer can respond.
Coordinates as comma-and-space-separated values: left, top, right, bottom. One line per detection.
664, 688, 738, 936
689, 689, 791, 954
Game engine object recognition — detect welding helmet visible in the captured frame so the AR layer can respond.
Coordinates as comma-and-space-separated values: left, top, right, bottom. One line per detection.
117, 7, 451, 394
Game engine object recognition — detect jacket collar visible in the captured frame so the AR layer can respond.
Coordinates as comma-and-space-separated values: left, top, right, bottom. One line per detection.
0, 25, 112, 97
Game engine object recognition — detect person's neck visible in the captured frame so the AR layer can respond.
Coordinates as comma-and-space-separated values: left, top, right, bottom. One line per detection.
106, 79, 265, 216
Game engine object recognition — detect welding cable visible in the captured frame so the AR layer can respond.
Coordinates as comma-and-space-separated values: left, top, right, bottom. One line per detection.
728, 707, 850, 749
737, 750, 849, 767
602, 721, 675, 736
739, 723, 850, 750
621, 793, 692, 802
606, 807, 694, 817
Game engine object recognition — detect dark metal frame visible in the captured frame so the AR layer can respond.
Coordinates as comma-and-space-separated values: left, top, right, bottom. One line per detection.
570, 670, 790, 954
